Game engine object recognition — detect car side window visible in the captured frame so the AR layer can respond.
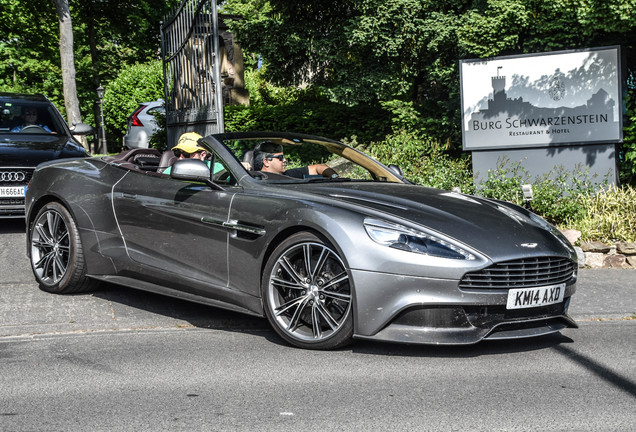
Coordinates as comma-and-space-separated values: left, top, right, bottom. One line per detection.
211, 155, 237, 186
0, 113, 11, 132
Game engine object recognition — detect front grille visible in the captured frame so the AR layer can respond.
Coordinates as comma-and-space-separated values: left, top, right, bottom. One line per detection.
0, 168, 31, 217
459, 256, 575, 290
0, 168, 34, 185
0, 199, 25, 216
0, 208, 25, 216
0, 198, 25, 206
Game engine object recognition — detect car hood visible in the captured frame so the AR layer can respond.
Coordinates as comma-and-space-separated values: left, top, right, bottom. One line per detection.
0, 134, 87, 166
284, 182, 574, 260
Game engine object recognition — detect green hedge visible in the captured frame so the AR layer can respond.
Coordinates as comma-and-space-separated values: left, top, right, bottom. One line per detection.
224, 102, 392, 144
621, 90, 636, 184
103, 61, 164, 148
568, 186, 636, 243
359, 131, 475, 193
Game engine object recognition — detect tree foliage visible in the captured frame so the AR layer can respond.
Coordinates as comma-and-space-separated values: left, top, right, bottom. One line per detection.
1, 0, 635, 177
224, 0, 636, 177
621, 81, 636, 183
103, 61, 165, 144
224, 0, 635, 104
0, 0, 62, 97
0, 0, 178, 126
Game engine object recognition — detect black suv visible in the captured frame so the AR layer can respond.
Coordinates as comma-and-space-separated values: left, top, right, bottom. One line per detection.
0, 93, 93, 217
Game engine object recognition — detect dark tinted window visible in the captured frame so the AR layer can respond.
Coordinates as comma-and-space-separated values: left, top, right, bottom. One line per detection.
0, 100, 64, 134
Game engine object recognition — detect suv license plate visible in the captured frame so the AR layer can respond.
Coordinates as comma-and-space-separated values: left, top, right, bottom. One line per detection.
506, 283, 565, 309
0, 186, 26, 198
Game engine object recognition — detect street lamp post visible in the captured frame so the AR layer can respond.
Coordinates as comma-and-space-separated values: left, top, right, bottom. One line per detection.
96, 85, 108, 154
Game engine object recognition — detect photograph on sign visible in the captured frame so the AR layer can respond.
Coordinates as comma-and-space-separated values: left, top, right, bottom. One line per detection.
460, 47, 622, 151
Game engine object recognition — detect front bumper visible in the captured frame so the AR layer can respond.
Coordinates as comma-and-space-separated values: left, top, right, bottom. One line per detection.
0, 197, 26, 218
351, 269, 577, 345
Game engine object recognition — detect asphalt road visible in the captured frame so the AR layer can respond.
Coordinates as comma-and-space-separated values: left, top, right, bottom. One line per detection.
1, 218, 635, 431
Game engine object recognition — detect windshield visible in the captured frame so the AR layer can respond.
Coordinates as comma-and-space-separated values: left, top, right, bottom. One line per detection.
219, 135, 405, 184
0, 100, 65, 135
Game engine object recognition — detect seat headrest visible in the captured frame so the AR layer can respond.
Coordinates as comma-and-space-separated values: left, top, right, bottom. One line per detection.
243, 150, 254, 164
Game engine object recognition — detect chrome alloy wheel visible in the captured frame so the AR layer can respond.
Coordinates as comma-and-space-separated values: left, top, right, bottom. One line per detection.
266, 241, 352, 343
31, 209, 71, 285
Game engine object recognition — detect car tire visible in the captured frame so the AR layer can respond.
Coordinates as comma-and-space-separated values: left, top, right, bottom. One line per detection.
29, 202, 97, 294
262, 232, 353, 350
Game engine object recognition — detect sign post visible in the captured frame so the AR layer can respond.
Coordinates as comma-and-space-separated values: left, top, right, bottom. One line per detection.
460, 47, 623, 186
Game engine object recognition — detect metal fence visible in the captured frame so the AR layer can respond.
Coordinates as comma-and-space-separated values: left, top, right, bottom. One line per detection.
160, 0, 224, 145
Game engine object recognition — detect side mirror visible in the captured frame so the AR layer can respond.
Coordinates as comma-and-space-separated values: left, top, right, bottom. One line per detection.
70, 123, 94, 135
171, 159, 224, 191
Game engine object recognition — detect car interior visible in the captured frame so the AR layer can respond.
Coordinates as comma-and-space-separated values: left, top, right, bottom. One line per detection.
104, 147, 239, 185
0, 102, 60, 134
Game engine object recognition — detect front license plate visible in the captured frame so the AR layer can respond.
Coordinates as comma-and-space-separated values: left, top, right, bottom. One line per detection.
0, 186, 26, 198
506, 283, 565, 309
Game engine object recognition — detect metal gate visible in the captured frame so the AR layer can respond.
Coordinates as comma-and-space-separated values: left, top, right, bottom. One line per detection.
160, 0, 224, 146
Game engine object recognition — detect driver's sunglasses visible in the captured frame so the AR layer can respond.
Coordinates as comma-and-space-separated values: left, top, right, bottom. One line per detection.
173, 149, 195, 158
268, 154, 286, 161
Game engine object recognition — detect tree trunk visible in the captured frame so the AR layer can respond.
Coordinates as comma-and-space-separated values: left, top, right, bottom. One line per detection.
51, 0, 89, 151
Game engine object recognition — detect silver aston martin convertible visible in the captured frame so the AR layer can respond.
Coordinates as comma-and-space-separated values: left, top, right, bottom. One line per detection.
25, 132, 578, 349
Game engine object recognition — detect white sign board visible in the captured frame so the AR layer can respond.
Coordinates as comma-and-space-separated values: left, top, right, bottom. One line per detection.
460, 47, 622, 150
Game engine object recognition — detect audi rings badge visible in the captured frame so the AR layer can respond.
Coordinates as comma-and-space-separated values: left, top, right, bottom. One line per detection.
0, 171, 27, 182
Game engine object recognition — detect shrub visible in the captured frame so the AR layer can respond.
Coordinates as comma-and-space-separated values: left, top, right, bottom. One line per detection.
476, 158, 528, 205
530, 166, 598, 226
568, 186, 636, 243
244, 67, 326, 106
621, 89, 636, 185
103, 61, 164, 149
476, 158, 601, 227
359, 131, 474, 193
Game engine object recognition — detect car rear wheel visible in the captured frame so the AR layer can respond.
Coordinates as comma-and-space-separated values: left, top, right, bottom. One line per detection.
29, 202, 96, 293
262, 232, 353, 349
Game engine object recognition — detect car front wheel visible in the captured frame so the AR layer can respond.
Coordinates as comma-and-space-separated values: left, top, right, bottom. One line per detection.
29, 202, 96, 293
262, 232, 353, 350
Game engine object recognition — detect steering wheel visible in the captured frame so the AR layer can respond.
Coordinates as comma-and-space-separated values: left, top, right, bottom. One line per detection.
19, 125, 47, 133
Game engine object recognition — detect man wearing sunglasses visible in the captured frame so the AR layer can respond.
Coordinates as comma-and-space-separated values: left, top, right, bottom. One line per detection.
253, 141, 337, 179
162, 132, 223, 175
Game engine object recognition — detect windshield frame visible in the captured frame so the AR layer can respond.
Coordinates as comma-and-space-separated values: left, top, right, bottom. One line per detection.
206, 132, 405, 185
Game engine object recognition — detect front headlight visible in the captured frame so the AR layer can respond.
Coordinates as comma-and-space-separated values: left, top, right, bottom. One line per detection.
363, 218, 477, 260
